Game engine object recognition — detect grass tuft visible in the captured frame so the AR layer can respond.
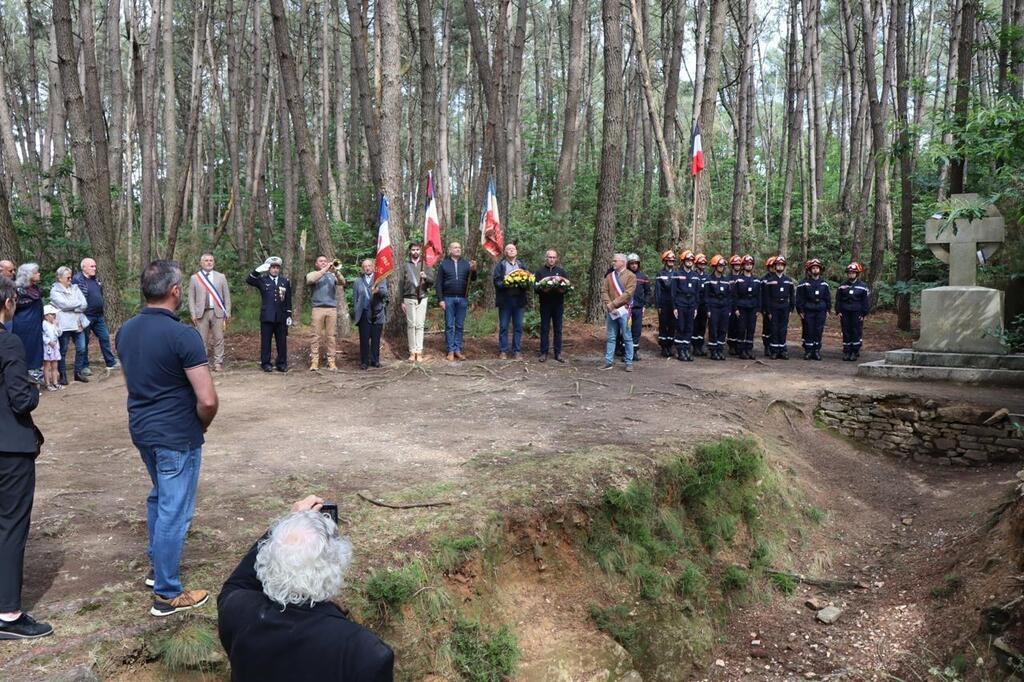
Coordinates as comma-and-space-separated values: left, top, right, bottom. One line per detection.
769, 571, 797, 595
446, 618, 520, 682
434, 535, 480, 574
588, 603, 641, 655
157, 620, 223, 672
720, 565, 750, 593
676, 561, 707, 602
363, 563, 425, 617
930, 573, 964, 599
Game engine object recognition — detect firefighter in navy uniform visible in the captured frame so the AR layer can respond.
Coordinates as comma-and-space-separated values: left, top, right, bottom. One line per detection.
246, 256, 293, 372
836, 262, 871, 361
762, 255, 796, 359
672, 250, 701, 362
760, 256, 776, 356
732, 255, 761, 359
654, 251, 677, 357
725, 255, 743, 355
703, 255, 734, 361
691, 254, 709, 356
796, 258, 831, 361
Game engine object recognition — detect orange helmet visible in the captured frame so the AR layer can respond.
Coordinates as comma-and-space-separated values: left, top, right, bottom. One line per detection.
805, 258, 823, 272
765, 256, 777, 269
661, 250, 676, 262
729, 255, 742, 267
846, 261, 864, 274
742, 255, 755, 265
709, 254, 726, 267
679, 250, 695, 262
695, 253, 708, 266
775, 255, 787, 266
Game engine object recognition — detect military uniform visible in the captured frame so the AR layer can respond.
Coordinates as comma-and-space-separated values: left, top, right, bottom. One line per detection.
760, 268, 774, 355
796, 276, 831, 360
654, 266, 676, 357
692, 266, 709, 356
703, 273, 733, 360
732, 273, 761, 359
762, 271, 795, 359
836, 277, 871, 360
617, 268, 651, 360
726, 266, 743, 354
246, 267, 293, 371
672, 268, 701, 361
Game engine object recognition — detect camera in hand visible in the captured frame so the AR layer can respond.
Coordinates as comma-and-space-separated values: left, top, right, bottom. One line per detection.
320, 504, 338, 524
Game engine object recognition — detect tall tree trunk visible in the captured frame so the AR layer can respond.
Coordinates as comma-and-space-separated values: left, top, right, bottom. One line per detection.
106, 0, 125, 229
162, 0, 178, 226
551, 0, 585, 222
0, 179, 21, 263
895, 0, 914, 330
586, 0, 624, 322
937, 0, 963, 199
778, 0, 810, 256
729, 0, 754, 254
861, 0, 894, 289
948, 0, 976, 194
436, 0, 452, 226
659, 0, 685, 249
417, 0, 438, 230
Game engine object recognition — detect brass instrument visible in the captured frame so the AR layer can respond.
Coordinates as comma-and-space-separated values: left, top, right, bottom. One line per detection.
331, 258, 343, 270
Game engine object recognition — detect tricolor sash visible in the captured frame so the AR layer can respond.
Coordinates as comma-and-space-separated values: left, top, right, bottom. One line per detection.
608, 270, 631, 321
196, 271, 227, 313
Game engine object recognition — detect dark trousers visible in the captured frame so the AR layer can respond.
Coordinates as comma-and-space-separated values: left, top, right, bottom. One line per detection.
768, 307, 791, 354
727, 308, 741, 352
538, 297, 564, 356
58, 330, 86, 378
840, 313, 864, 354
0, 455, 35, 612
357, 318, 382, 366
615, 307, 644, 359
259, 321, 288, 369
708, 307, 730, 349
802, 309, 828, 352
674, 307, 696, 348
761, 311, 772, 353
657, 307, 675, 350
82, 314, 117, 367
738, 308, 758, 352
693, 305, 708, 352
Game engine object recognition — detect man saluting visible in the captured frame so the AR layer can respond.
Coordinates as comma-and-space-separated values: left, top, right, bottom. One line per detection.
247, 257, 292, 373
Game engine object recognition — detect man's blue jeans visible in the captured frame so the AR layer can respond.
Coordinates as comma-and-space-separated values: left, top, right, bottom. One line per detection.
444, 296, 469, 352
497, 305, 525, 354
58, 330, 87, 377
82, 314, 117, 367
138, 446, 202, 598
605, 314, 633, 366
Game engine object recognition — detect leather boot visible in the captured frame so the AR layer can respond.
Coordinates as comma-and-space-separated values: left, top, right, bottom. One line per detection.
676, 347, 685, 361
327, 357, 337, 370
310, 356, 319, 371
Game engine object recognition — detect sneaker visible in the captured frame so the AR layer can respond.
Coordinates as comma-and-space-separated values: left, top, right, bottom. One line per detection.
213, 364, 223, 372
46, 385, 58, 392
74, 373, 90, 383
150, 589, 210, 617
447, 352, 456, 361
512, 353, 522, 360
145, 569, 155, 587
600, 363, 614, 370
261, 365, 273, 372
0, 613, 53, 640
108, 359, 122, 370
499, 352, 508, 359
80, 366, 93, 377
554, 355, 565, 363
538, 354, 547, 363
624, 364, 634, 372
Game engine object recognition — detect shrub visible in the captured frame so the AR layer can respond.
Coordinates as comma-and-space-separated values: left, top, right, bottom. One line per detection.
631, 562, 670, 601
720, 565, 750, 593
676, 561, 707, 602
769, 571, 797, 595
364, 564, 424, 616
158, 621, 223, 672
447, 618, 520, 682
588, 603, 640, 655
930, 573, 963, 599
434, 535, 480, 574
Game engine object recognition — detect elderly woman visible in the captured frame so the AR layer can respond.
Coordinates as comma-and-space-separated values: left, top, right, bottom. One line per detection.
49, 266, 90, 384
11, 264, 44, 384
217, 495, 394, 679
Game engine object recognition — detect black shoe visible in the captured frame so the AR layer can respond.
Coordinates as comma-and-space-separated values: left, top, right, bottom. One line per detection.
145, 568, 155, 587
74, 373, 89, 383
360, 364, 369, 370
371, 361, 382, 368
814, 351, 822, 361
676, 349, 684, 361
0, 613, 54, 640
684, 349, 693, 362
262, 365, 273, 372
554, 355, 565, 363
59, 374, 68, 386
661, 347, 671, 357
632, 351, 641, 361
275, 365, 288, 373
780, 350, 789, 360
538, 354, 547, 363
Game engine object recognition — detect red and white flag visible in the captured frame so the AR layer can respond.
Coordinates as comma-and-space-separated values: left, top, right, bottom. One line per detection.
691, 123, 706, 176
423, 171, 443, 268
480, 177, 504, 259
374, 195, 395, 286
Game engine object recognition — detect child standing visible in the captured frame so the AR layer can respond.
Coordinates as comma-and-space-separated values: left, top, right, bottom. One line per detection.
42, 304, 62, 391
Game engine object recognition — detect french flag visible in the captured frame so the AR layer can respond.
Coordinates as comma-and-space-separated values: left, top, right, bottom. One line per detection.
374, 195, 395, 286
691, 123, 705, 176
480, 177, 504, 259
423, 171, 443, 268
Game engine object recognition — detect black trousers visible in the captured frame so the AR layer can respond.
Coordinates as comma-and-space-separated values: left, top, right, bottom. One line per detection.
738, 308, 758, 351
840, 313, 864, 353
674, 306, 696, 348
727, 307, 741, 351
260, 321, 288, 369
802, 308, 828, 351
708, 307, 730, 349
0, 454, 35, 612
538, 297, 564, 356
358, 318, 383, 366
768, 307, 791, 354
693, 305, 708, 351
657, 307, 675, 350
615, 307, 644, 359
761, 311, 772, 353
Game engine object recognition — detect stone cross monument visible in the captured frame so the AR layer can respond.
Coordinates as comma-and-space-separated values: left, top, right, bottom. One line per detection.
916, 194, 1007, 355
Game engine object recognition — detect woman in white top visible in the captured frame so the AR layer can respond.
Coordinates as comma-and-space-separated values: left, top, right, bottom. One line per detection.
49, 266, 90, 384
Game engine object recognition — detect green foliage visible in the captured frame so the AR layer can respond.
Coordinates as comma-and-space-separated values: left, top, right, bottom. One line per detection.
157, 621, 222, 672
769, 571, 797, 595
675, 561, 708, 603
802, 505, 827, 525
446, 618, 520, 682
363, 563, 425, 617
749, 538, 774, 570
930, 573, 964, 599
720, 565, 751, 593
630, 562, 671, 601
700, 514, 738, 552
668, 437, 763, 503
587, 603, 640, 655
434, 535, 480, 574
985, 313, 1024, 353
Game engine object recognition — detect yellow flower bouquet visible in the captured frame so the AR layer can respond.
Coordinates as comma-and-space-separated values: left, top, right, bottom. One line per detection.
503, 269, 536, 289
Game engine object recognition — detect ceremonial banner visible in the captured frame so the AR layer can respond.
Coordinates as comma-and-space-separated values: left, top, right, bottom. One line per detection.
423, 171, 443, 267
691, 123, 705, 176
374, 195, 395, 286
479, 177, 504, 259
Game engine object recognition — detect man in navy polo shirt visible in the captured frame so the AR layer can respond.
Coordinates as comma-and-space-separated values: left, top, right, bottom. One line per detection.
116, 260, 219, 617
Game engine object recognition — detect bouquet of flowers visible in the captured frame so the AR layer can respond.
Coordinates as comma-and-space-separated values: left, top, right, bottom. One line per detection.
503, 269, 536, 289
534, 277, 573, 294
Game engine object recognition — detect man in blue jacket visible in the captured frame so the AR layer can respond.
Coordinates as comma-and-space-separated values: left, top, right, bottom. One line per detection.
435, 242, 477, 361
762, 256, 796, 359
796, 258, 831, 361
72, 257, 119, 376
352, 259, 389, 370
492, 243, 529, 359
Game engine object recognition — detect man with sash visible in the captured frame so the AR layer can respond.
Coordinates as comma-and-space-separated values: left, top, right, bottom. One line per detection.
188, 253, 231, 372
601, 253, 637, 372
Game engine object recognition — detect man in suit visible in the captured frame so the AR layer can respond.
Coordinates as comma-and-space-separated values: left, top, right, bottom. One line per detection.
600, 254, 637, 372
0, 276, 52, 640
534, 249, 569, 363
352, 259, 388, 370
188, 254, 232, 372
491, 243, 529, 360
217, 495, 394, 681
246, 257, 292, 372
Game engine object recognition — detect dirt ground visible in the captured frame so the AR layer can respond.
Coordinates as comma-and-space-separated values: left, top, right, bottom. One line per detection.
1, 310, 1022, 680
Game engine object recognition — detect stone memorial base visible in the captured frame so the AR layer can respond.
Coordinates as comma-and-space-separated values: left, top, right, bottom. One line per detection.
857, 349, 1024, 387
914, 286, 1006, 354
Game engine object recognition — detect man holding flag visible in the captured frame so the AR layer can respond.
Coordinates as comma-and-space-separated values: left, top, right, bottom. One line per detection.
188, 253, 231, 372
352, 196, 393, 370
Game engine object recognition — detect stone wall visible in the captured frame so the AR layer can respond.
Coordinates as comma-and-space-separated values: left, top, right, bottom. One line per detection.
816, 390, 1023, 466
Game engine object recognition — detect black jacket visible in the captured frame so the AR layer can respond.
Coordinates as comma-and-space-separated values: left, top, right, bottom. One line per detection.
435, 257, 477, 299
492, 259, 530, 309
672, 269, 702, 309
630, 269, 652, 307
703, 274, 734, 309
0, 328, 42, 455
654, 268, 674, 309
796, 277, 832, 313
246, 271, 293, 324
732, 274, 762, 310
218, 538, 394, 682
835, 279, 871, 316
534, 265, 569, 304
762, 273, 796, 311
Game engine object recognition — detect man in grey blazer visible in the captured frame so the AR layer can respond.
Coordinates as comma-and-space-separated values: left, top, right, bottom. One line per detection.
352, 259, 388, 370
187, 254, 232, 371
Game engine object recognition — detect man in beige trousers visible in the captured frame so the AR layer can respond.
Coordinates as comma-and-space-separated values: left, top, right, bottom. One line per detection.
187, 253, 231, 372
305, 256, 343, 371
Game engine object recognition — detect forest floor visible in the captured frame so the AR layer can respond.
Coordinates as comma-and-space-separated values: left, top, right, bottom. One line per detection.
1, 310, 1022, 680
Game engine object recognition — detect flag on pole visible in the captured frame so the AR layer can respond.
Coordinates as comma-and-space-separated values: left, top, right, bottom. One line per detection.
480, 177, 504, 259
423, 171, 443, 267
374, 194, 395, 286
691, 124, 706, 176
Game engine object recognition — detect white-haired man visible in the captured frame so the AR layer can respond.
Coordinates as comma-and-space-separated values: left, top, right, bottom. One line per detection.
600, 254, 636, 372
72, 257, 120, 375
217, 495, 394, 680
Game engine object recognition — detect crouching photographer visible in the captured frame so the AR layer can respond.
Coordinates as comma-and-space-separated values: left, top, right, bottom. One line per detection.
217, 495, 394, 681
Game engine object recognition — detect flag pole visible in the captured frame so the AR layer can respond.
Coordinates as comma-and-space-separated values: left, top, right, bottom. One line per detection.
691, 174, 698, 251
